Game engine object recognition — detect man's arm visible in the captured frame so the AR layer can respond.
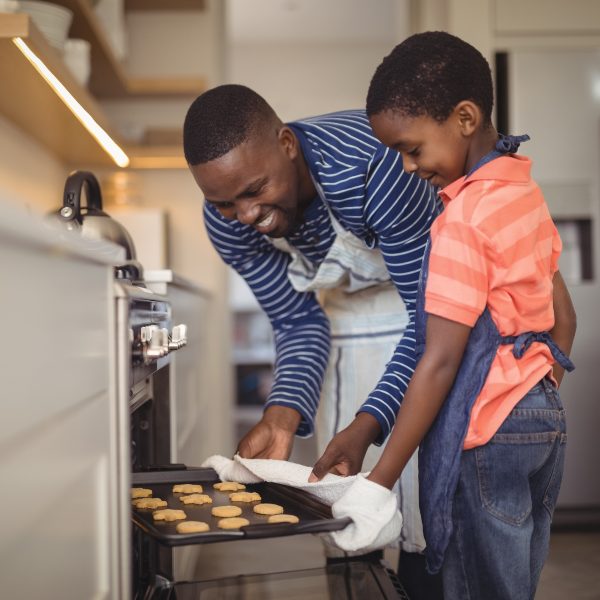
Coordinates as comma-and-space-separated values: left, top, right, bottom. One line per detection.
310, 149, 438, 479
204, 203, 331, 459
357, 148, 439, 443
549, 270, 577, 386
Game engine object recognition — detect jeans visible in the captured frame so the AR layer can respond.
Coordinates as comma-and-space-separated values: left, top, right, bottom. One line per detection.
442, 378, 566, 600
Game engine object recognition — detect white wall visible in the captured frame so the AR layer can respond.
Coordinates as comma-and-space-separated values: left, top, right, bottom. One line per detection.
227, 42, 401, 121
0, 116, 69, 215
226, 0, 410, 120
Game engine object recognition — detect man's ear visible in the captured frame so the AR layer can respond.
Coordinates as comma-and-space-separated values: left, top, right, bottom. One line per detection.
454, 101, 481, 136
278, 126, 298, 159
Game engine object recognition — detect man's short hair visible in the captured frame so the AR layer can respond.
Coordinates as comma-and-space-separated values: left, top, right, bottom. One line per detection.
183, 84, 278, 165
366, 31, 493, 125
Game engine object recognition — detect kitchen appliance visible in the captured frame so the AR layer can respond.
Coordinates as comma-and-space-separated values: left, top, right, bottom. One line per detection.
131, 468, 409, 599
55, 170, 138, 261
119, 280, 408, 599
112, 275, 189, 598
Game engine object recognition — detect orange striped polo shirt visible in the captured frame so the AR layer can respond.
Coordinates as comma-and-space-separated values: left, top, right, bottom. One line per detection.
425, 154, 561, 449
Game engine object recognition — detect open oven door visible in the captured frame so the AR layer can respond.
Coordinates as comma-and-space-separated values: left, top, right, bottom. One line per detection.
131, 467, 409, 600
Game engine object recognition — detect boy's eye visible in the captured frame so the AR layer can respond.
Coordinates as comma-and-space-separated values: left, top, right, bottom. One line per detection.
407, 147, 420, 157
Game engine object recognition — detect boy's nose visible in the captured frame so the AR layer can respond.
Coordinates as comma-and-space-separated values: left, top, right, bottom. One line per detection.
235, 199, 261, 225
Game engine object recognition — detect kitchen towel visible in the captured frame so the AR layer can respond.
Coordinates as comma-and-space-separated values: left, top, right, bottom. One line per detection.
201, 454, 404, 553
201, 454, 357, 506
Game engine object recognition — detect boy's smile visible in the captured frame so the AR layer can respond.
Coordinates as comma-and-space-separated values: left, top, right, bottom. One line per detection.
370, 109, 471, 190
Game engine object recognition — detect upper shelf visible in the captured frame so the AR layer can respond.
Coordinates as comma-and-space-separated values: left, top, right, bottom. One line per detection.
51, 0, 206, 98
0, 13, 123, 166
0, 13, 187, 168
125, 0, 206, 10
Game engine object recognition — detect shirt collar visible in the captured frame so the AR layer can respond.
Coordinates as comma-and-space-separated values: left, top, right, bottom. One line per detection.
439, 154, 532, 206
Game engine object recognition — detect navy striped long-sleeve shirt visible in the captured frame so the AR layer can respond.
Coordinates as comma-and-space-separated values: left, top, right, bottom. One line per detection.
204, 110, 439, 444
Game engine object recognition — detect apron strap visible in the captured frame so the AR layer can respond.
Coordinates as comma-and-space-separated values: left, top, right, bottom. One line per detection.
500, 331, 575, 372
466, 133, 531, 177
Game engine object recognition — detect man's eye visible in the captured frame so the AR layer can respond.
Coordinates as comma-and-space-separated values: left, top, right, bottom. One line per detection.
245, 187, 262, 198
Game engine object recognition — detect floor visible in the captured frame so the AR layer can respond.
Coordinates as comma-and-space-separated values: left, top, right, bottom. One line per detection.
191, 530, 600, 598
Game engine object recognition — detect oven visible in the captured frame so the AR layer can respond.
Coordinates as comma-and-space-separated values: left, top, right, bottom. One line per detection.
116, 278, 408, 600
112, 275, 187, 598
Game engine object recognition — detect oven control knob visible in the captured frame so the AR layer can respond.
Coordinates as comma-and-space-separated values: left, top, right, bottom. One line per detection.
169, 324, 188, 349
146, 327, 167, 359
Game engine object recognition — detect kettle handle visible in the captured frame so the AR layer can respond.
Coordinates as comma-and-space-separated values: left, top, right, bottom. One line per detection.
60, 170, 103, 223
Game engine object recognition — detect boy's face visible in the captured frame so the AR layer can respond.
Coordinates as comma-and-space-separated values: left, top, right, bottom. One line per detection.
370, 109, 469, 189
189, 127, 302, 238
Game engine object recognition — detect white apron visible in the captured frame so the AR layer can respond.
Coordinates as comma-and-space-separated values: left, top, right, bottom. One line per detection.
270, 184, 425, 553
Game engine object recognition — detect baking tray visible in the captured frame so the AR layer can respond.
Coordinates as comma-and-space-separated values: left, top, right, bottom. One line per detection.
131, 467, 351, 547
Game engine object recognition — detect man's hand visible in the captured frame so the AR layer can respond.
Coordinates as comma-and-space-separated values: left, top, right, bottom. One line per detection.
309, 413, 381, 482
237, 405, 301, 460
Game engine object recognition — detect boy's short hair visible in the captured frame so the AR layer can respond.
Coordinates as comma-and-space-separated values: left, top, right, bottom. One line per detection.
366, 31, 493, 125
183, 84, 277, 165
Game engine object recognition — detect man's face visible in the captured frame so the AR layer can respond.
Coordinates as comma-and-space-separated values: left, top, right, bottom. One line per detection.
190, 127, 302, 238
370, 109, 468, 189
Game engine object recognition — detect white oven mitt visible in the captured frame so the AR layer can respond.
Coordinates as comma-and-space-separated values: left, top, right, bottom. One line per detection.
201, 454, 356, 505
327, 474, 403, 553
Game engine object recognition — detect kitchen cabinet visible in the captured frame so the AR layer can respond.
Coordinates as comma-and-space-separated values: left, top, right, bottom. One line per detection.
0, 203, 128, 598
0, 13, 124, 166
0, 0, 208, 168
52, 0, 205, 98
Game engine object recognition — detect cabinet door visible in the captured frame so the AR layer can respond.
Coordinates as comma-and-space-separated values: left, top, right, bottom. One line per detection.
0, 234, 122, 598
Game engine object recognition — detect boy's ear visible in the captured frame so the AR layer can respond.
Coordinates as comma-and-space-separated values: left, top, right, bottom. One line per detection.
454, 101, 481, 136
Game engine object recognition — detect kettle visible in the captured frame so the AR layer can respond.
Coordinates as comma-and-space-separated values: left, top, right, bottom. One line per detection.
56, 170, 137, 261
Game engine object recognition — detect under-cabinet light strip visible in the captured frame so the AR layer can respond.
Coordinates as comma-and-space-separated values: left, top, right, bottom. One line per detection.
13, 37, 130, 168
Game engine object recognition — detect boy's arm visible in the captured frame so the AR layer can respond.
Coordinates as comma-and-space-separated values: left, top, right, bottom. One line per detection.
325, 314, 471, 552
369, 314, 471, 489
549, 270, 577, 387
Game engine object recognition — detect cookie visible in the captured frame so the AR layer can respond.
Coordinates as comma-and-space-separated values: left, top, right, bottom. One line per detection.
133, 497, 167, 510
267, 514, 299, 524
176, 520, 210, 534
152, 509, 186, 522
217, 517, 250, 530
211, 505, 242, 518
131, 487, 152, 499
179, 493, 212, 505
213, 481, 246, 492
229, 491, 261, 503
173, 483, 203, 494
253, 503, 284, 516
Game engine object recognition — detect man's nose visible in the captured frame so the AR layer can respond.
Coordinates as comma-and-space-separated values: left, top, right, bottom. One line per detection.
402, 154, 418, 173
235, 199, 261, 225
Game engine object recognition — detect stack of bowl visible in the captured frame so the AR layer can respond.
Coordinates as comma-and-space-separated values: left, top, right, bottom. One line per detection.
16, 0, 73, 52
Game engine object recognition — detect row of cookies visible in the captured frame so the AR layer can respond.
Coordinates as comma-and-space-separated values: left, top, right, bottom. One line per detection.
131, 482, 299, 533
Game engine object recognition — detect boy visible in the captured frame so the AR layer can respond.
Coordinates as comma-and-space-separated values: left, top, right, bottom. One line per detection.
315, 31, 576, 599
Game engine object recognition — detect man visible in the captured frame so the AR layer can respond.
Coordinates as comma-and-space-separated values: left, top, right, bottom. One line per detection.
183, 84, 441, 597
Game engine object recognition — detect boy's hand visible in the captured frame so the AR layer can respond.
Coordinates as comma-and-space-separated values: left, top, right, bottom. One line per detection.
309, 413, 381, 482
237, 405, 300, 460
328, 474, 402, 552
